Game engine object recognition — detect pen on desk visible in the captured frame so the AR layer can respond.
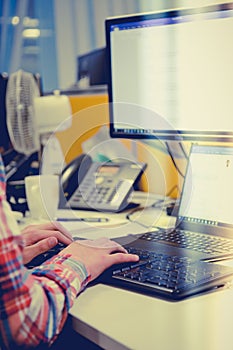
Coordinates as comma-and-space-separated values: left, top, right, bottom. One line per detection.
57, 217, 109, 223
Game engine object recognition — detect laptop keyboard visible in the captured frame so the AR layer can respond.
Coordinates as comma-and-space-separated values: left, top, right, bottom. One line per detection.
110, 247, 233, 300
25, 237, 86, 269
25, 237, 233, 300
141, 229, 233, 254
25, 242, 67, 269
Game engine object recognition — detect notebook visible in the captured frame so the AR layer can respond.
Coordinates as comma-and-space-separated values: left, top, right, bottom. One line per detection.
99, 144, 233, 300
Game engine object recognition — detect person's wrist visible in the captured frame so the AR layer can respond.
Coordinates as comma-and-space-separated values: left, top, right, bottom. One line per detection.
58, 253, 91, 287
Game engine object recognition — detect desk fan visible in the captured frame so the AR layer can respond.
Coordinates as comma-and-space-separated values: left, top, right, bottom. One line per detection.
5, 70, 41, 213
6, 69, 40, 156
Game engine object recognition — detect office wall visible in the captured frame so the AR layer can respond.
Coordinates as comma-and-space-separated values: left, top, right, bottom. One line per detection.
55, 94, 109, 164
54, 0, 148, 89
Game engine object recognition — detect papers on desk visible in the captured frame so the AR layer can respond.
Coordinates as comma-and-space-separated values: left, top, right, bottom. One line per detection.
127, 206, 176, 230
56, 209, 148, 240
72, 222, 148, 240
56, 201, 176, 241
20, 192, 176, 241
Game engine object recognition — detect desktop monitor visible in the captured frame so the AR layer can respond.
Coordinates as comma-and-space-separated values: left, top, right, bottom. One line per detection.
105, 2, 233, 142
77, 47, 107, 86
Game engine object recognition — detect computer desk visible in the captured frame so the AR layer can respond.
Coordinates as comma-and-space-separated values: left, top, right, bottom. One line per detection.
66, 198, 233, 350
18, 193, 233, 350
69, 275, 233, 350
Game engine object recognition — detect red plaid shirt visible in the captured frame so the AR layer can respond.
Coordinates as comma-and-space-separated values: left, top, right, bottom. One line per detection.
0, 156, 89, 348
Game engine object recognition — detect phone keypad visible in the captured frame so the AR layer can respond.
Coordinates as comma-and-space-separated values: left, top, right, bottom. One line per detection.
69, 181, 114, 208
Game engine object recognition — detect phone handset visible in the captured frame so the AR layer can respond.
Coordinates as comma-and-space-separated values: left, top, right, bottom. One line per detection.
108, 179, 134, 211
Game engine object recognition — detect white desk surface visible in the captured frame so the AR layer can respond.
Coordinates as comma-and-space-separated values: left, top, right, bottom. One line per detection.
18, 193, 233, 350
69, 280, 233, 350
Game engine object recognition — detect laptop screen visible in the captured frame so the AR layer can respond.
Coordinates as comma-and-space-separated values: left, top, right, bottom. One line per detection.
178, 144, 233, 232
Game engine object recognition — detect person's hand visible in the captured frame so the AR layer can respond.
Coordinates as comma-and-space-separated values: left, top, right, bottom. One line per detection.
21, 222, 73, 264
59, 237, 139, 282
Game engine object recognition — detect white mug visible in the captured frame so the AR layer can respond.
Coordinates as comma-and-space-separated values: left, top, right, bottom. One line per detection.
25, 175, 59, 220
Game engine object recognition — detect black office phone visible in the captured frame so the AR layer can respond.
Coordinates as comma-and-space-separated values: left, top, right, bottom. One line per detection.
65, 159, 146, 212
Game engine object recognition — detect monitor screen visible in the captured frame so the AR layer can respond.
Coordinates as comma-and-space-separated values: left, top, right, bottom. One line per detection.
77, 47, 107, 86
106, 3, 233, 142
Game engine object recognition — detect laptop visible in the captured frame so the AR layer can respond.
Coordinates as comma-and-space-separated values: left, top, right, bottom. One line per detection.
99, 144, 233, 300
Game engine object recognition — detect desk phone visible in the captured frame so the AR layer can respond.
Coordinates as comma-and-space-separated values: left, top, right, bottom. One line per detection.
66, 161, 146, 212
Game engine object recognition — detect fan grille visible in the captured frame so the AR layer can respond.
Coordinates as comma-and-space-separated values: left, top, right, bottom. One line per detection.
6, 70, 40, 155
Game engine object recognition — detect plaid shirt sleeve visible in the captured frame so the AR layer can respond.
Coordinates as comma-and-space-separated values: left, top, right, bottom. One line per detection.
0, 156, 90, 348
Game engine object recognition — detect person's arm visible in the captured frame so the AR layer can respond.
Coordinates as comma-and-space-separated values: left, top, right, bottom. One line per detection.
0, 183, 138, 348
0, 194, 84, 348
